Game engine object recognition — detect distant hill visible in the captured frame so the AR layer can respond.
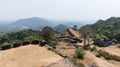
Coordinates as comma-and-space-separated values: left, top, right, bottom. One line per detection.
0, 17, 84, 34
54, 24, 68, 32
64, 22, 84, 28
9, 17, 53, 30
51, 20, 84, 28
0, 17, 54, 34
0, 20, 13, 24
80, 17, 120, 42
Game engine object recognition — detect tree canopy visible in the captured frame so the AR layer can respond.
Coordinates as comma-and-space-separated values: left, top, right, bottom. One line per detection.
79, 17, 120, 42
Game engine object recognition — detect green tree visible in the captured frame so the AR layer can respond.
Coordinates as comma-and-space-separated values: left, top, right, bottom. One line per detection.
73, 25, 78, 30
79, 25, 92, 48
41, 26, 56, 42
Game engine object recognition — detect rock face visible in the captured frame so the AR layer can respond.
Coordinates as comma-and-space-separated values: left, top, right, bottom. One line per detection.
46, 58, 75, 67
67, 28, 80, 38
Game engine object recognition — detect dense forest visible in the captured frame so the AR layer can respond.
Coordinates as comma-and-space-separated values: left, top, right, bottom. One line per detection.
79, 17, 120, 42
0, 29, 41, 45
0, 26, 58, 48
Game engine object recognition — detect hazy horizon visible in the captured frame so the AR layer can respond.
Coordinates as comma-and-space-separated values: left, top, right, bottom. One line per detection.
0, 17, 95, 25
0, 0, 120, 23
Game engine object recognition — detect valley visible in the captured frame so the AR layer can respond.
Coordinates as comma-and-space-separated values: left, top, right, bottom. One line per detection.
1, 0, 120, 67
0, 17, 120, 67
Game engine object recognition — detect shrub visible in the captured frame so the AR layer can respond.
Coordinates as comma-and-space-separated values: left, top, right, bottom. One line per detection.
84, 45, 91, 50
104, 55, 112, 60
57, 38, 62, 42
74, 48, 86, 59
112, 55, 120, 61
73, 43, 79, 48
90, 46, 96, 51
96, 50, 120, 61
47, 47, 52, 50
96, 53, 102, 58
49, 41, 57, 46
96, 50, 103, 58
63, 38, 70, 43
77, 63, 85, 67
52, 45, 56, 49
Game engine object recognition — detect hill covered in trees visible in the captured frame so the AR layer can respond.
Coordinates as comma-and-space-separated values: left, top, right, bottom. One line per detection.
54, 24, 68, 32
0, 17, 85, 34
10, 17, 54, 30
0, 29, 41, 45
79, 17, 120, 42
0, 26, 58, 48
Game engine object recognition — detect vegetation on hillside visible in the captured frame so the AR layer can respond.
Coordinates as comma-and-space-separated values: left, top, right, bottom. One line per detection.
54, 24, 68, 33
96, 50, 120, 61
0, 29, 41, 45
74, 48, 86, 59
41, 26, 56, 41
0, 26, 58, 48
79, 17, 120, 42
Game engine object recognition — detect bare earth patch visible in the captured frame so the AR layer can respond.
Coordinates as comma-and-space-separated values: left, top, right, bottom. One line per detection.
56, 42, 75, 57
0, 45, 63, 67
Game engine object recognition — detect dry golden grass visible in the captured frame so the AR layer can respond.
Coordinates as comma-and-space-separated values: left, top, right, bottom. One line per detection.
83, 51, 118, 67
97, 45, 120, 57
0, 45, 63, 67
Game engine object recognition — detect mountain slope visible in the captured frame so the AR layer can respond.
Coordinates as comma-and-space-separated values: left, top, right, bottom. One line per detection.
51, 20, 84, 28
54, 24, 68, 32
80, 17, 120, 41
10, 17, 53, 30
0, 17, 84, 34
65, 22, 84, 28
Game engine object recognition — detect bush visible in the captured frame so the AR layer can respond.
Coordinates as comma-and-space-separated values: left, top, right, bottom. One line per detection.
105, 55, 112, 60
96, 53, 102, 58
49, 41, 57, 46
57, 38, 62, 42
90, 46, 96, 51
63, 38, 70, 43
73, 43, 79, 48
96, 50, 120, 61
84, 45, 91, 50
52, 45, 56, 49
96, 50, 103, 58
112, 55, 120, 61
47, 47, 52, 50
77, 63, 85, 67
74, 48, 86, 59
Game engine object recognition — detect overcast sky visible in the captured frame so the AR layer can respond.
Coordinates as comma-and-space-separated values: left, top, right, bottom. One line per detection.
0, 0, 120, 21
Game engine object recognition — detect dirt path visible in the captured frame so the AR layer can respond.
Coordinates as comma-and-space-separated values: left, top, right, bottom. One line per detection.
0, 45, 63, 67
84, 51, 119, 67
